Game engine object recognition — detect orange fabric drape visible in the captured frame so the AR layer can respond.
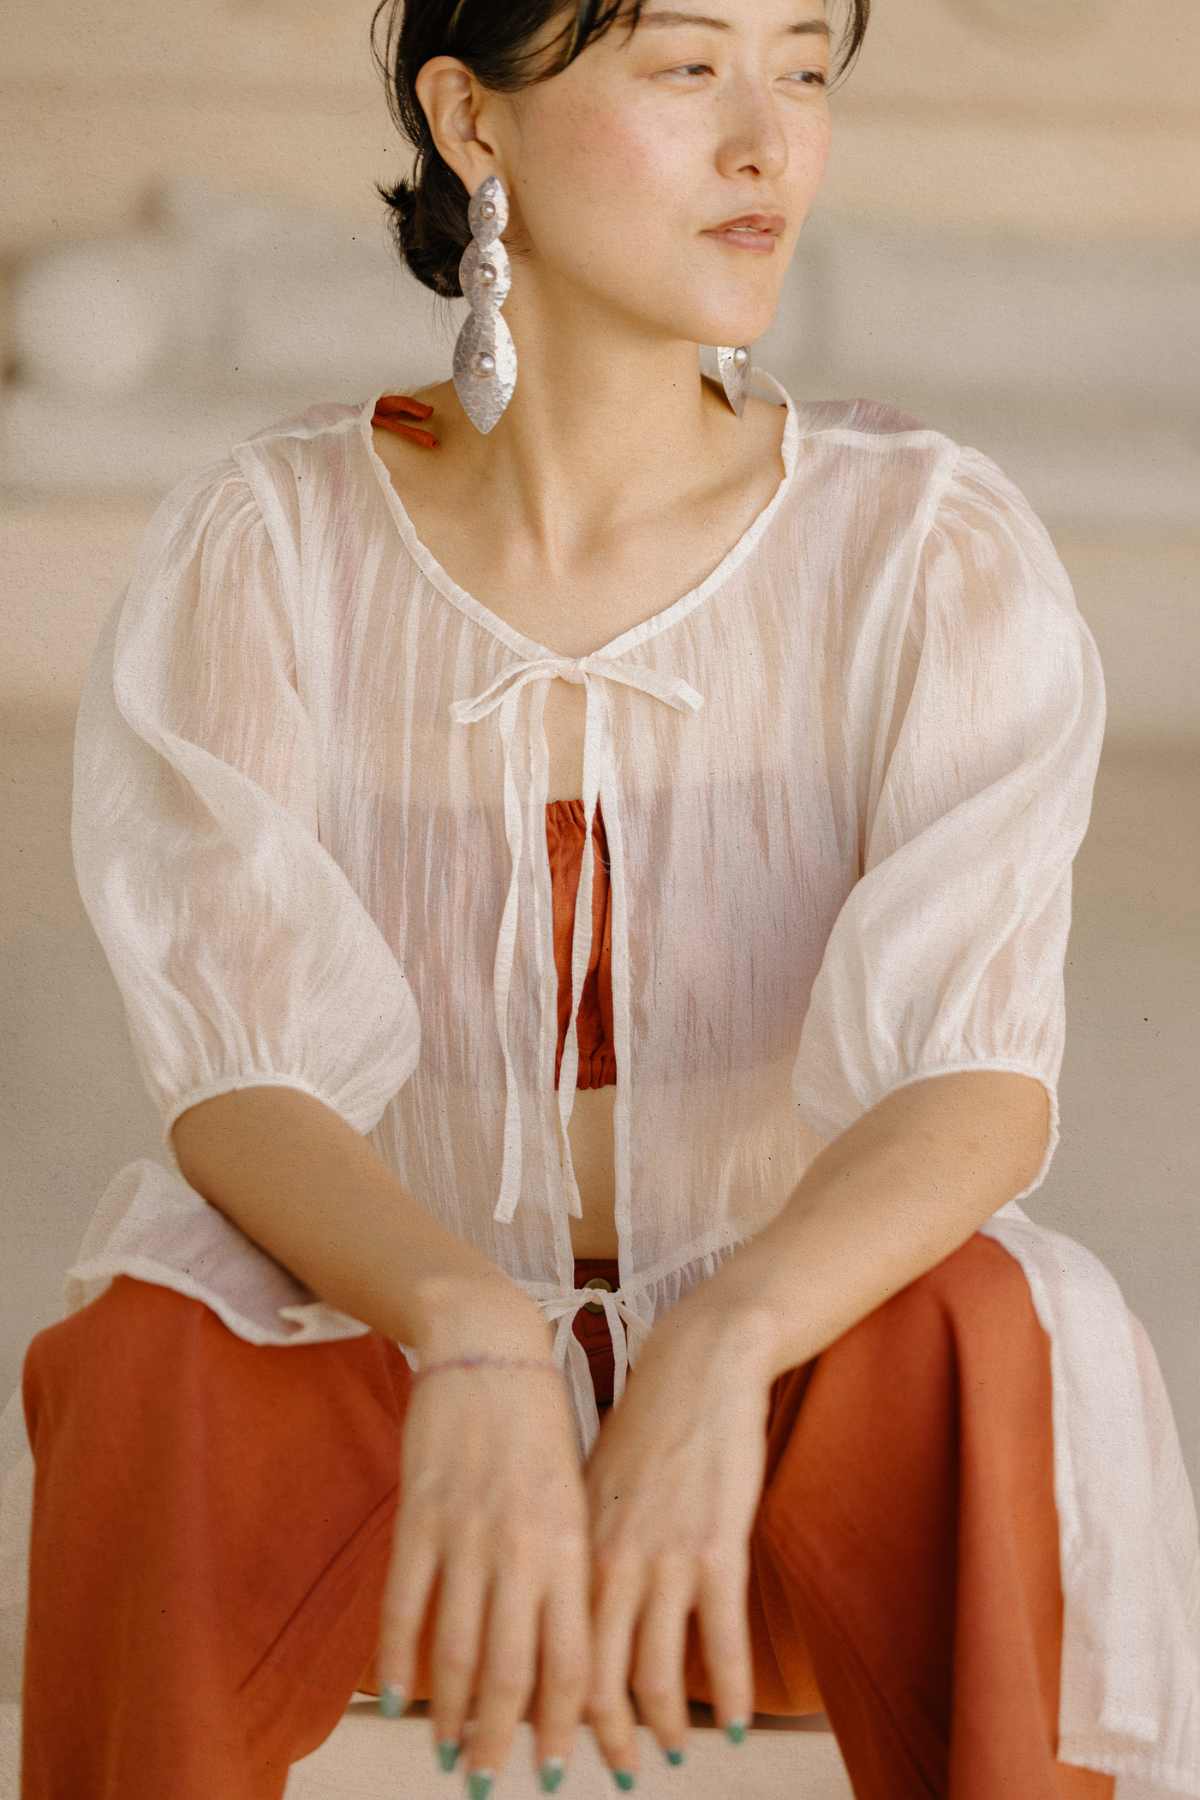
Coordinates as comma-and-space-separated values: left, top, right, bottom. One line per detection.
19, 1239, 1114, 1798
370, 392, 439, 450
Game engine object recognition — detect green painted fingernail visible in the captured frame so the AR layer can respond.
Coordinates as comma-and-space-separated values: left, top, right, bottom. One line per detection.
436, 1739, 460, 1771
725, 1718, 747, 1744
467, 1772, 494, 1800
539, 1758, 565, 1792
378, 1684, 407, 1718
612, 1773, 636, 1792
665, 1747, 686, 1765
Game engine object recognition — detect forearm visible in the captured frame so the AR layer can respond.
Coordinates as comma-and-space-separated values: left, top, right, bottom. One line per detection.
169, 1084, 552, 1361
688, 1070, 1051, 1386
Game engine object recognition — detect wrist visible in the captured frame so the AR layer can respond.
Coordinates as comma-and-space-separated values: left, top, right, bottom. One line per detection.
411, 1272, 554, 1365
668, 1272, 783, 1386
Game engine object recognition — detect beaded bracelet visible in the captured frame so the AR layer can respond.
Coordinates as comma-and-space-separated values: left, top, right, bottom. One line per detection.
410, 1352, 562, 1390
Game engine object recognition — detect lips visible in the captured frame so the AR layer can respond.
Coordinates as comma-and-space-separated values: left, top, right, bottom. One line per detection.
706, 213, 785, 235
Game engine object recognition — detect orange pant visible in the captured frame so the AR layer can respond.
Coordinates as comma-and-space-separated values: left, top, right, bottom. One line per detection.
19, 1236, 1115, 1798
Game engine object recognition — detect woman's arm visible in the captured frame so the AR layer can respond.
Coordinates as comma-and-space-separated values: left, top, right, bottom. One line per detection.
172, 1084, 553, 1361
676, 1069, 1050, 1384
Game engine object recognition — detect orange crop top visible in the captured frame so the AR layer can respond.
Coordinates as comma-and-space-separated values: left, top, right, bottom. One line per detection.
545, 798, 616, 1090
373, 395, 617, 1091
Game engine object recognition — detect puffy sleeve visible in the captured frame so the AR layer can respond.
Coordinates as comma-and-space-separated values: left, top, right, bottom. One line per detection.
791, 443, 1107, 1203
71, 455, 421, 1173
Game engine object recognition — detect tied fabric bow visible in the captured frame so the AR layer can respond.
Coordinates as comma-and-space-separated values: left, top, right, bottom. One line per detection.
526, 1277, 657, 1461
451, 652, 702, 1228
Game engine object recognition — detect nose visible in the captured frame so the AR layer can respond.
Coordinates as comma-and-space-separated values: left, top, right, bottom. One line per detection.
718, 78, 791, 178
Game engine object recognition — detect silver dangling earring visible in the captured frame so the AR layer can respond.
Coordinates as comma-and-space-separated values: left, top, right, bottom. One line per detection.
452, 171, 751, 430
714, 343, 752, 416
453, 173, 515, 435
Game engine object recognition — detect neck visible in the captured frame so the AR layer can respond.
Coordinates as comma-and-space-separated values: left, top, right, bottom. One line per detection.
443, 283, 749, 570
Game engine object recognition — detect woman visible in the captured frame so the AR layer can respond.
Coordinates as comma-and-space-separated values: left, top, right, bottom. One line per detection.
7, 1, 1199, 1797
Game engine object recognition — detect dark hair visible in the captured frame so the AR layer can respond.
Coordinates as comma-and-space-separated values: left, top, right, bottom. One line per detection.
369, 0, 870, 303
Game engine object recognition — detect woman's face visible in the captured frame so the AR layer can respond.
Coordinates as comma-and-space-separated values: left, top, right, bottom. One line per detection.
430, 0, 833, 348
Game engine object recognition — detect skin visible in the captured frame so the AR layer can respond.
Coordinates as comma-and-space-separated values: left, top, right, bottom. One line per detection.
413, 0, 832, 574
386, 0, 836, 1786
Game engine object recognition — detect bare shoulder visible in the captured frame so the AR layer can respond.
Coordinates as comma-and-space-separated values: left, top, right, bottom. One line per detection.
368, 378, 459, 507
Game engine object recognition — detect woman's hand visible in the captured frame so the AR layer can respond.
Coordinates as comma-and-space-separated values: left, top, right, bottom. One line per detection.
376, 1290, 593, 1794
581, 1297, 778, 1780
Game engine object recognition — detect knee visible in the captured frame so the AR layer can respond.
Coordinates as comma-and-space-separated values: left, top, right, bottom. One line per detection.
22, 1276, 204, 1440
882, 1230, 1042, 1345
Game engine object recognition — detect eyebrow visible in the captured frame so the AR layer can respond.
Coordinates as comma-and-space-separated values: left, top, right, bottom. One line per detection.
637, 10, 832, 36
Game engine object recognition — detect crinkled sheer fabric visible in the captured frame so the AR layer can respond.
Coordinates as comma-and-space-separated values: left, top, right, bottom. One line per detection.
790, 438, 1090, 1152
71, 461, 423, 1142
0, 371, 1197, 1797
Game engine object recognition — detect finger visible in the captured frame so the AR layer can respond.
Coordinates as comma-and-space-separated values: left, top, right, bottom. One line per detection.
695, 1544, 755, 1744
375, 1511, 439, 1720
629, 1548, 694, 1764
430, 1522, 489, 1768
464, 1544, 542, 1792
587, 1545, 646, 1784
530, 1541, 592, 1790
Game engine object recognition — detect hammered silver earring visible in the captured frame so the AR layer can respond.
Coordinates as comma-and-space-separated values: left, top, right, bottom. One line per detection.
715, 343, 753, 416
452, 172, 752, 432
453, 173, 515, 435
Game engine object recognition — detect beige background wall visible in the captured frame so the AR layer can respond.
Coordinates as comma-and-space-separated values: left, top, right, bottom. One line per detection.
3, 0, 1200, 256
2, 0, 1198, 1525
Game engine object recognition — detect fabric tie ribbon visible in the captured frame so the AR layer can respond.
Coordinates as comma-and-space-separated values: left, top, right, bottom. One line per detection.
524, 1276, 658, 1460
450, 650, 703, 1226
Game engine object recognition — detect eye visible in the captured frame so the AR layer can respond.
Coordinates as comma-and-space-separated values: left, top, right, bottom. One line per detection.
661, 63, 827, 86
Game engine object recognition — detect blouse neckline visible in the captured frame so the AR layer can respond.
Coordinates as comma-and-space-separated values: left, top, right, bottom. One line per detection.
353, 365, 802, 667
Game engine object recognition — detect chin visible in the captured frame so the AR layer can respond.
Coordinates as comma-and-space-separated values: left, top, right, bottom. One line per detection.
667, 297, 772, 341
693, 314, 778, 350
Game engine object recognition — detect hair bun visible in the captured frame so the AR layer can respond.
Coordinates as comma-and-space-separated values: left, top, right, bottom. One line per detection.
376, 157, 468, 300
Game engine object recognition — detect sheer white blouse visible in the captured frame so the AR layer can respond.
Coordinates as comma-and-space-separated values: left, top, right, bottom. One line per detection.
0, 367, 1196, 1793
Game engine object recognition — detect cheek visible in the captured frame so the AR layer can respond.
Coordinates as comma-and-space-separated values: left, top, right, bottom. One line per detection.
538, 99, 689, 210
805, 110, 834, 169
569, 120, 659, 203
